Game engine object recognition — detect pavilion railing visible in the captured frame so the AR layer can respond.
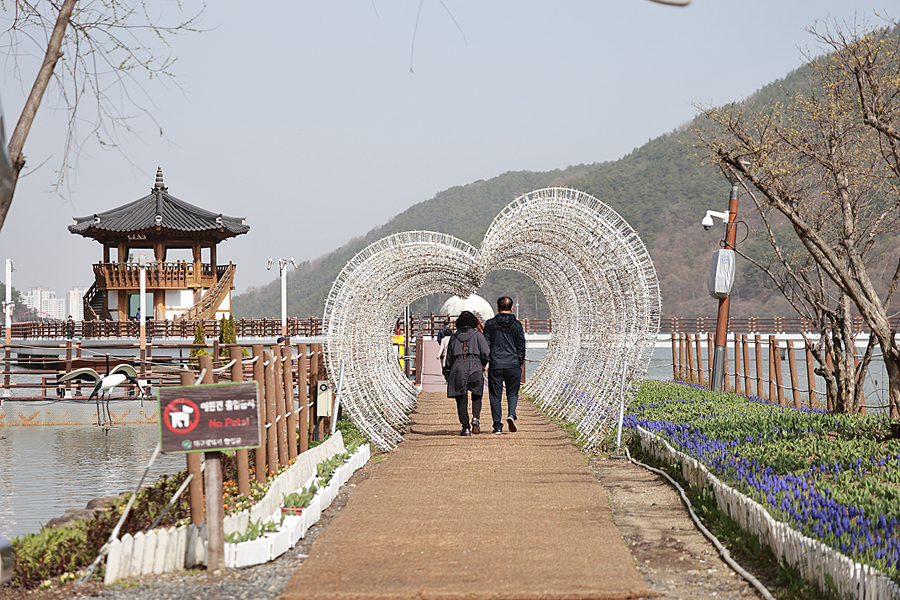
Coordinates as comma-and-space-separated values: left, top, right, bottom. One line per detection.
93, 261, 224, 290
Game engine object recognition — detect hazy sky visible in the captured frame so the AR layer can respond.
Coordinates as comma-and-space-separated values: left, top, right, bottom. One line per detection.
0, 0, 890, 304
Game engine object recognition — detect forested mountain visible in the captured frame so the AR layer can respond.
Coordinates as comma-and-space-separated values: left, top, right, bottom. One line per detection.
232, 59, 840, 322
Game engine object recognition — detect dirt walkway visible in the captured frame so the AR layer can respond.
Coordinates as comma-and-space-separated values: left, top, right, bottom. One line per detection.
281, 392, 654, 600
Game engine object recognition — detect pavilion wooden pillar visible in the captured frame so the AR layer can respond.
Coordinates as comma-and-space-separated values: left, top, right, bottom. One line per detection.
192, 240, 202, 304
211, 244, 217, 282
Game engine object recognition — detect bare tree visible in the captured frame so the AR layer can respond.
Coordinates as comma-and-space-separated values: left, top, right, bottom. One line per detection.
726, 179, 875, 412
696, 21, 900, 416
0, 0, 203, 232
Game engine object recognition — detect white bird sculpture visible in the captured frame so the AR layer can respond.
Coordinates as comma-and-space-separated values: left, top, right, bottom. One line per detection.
57, 354, 148, 427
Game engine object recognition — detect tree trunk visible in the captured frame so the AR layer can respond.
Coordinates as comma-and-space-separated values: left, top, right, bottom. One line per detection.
0, 0, 76, 232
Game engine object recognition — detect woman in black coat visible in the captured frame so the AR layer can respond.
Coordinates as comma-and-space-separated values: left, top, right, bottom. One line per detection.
444, 311, 490, 436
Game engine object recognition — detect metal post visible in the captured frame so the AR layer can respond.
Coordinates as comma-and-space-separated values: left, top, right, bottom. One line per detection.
4, 259, 11, 346
139, 254, 147, 353
711, 179, 740, 392
280, 262, 287, 337
615, 358, 628, 451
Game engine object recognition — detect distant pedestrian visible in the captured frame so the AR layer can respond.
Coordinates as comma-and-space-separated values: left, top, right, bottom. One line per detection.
65, 315, 75, 340
436, 319, 451, 344
483, 296, 526, 434
437, 325, 454, 381
444, 311, 489, 436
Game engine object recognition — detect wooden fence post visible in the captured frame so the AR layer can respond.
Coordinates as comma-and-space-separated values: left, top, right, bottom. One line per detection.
298, 343, 309, 453
768, 337, 777, 404
252, 344, 267, 483
179, 369, 205, 525
263, 349, 279, 473
733, 333, 741, 393
774, 337, 785, 406
695, 334, 704, 387
739, 335, 748, 397
229, 346, 251, 497
787, 340, 801, 408
271, 347, 289, 466
685, 333, 695, 383
806, 342, 817, 409
755, 334, 763, 399
282, 344, 298, 461
671, 335, 678, 381
825, 346, 834, 412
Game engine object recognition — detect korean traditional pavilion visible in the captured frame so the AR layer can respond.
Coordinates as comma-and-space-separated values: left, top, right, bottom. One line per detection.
69, 168, 250, 321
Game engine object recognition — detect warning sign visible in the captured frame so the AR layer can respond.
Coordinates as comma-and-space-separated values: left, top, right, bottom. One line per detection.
158, 381, 260, 453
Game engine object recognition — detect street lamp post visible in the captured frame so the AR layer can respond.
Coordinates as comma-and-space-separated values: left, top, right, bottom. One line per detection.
4, 259, 12, 346
268, 258, 297, 337
710, 169, 741, 392
138, 254, 148, 352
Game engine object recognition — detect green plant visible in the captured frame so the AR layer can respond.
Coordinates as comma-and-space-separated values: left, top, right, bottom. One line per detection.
189, 322, 209, 358
316, 453, 348, 484
223, 519, 278, 544
218, 315, 249, 357
282, 482, 318, 509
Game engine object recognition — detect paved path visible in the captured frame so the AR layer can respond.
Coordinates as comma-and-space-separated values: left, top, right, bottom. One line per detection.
281, 392, 653, 600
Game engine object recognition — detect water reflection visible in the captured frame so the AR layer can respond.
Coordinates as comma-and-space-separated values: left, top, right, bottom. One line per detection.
0, 425, 184, 539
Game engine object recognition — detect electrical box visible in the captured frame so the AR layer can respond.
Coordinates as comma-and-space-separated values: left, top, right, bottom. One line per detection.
708, 249, 736, 299
316, 380, 333, 417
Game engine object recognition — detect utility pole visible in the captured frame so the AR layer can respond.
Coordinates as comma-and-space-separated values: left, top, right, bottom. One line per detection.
710, 170, 741, 392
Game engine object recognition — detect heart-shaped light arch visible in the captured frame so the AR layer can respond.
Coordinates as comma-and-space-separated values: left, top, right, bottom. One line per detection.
323, 188, 660, 450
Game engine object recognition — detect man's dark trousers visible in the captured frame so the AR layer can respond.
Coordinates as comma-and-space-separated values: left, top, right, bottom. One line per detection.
488, 367, 521, 431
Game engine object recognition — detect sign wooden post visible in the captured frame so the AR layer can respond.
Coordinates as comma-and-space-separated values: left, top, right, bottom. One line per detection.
159, 359, 260, 572
179, 370, 205, 525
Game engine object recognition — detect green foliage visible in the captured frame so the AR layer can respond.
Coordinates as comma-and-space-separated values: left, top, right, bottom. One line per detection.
316, 453, 348, 484
630, 445, 846, 600
631, 380, 900, 581
282, 483, 317, 509
334, 416, 366, 453
11, 522, 89, 590
223, 519, 277, 544
218, 315, 248, 357
189, 322, 209, 358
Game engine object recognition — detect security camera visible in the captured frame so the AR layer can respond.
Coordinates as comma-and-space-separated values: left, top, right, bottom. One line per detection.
701, 210, 729, 230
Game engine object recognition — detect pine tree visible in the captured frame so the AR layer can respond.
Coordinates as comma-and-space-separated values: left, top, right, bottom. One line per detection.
189, 322, 210, 358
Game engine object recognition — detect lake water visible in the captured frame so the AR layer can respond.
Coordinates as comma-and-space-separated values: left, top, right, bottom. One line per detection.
0, 425, 185, 539
0, 343, 892, 540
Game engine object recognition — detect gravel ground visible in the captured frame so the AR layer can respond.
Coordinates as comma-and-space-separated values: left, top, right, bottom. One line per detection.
4, 443, 771, 600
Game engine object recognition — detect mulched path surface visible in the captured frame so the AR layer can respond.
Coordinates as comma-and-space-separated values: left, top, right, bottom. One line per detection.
280, 392, 654, 600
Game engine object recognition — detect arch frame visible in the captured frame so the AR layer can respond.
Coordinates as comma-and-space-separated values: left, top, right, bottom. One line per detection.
323, 188, 660, 450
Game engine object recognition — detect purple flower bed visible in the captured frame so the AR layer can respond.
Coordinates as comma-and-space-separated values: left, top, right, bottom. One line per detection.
629, 380, 900, 578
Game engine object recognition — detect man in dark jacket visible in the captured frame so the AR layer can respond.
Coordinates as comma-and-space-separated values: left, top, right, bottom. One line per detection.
483, 296, 526, 434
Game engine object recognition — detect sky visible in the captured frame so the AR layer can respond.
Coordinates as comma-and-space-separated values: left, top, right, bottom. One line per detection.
0, 0, 892, 305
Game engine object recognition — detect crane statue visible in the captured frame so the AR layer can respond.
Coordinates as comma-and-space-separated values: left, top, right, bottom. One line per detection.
57, 354, 148, 427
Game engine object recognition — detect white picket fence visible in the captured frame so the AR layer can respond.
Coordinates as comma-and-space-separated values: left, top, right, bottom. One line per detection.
636, 426, 900, 600
103, 434, 371, 583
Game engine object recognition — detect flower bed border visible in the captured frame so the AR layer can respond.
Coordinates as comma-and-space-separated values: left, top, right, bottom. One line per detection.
635, 425, 900, 600
102, 433, 370, 583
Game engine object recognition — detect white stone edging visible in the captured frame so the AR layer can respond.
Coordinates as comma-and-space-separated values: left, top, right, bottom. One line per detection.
103, 439, 370, 583
636, 426, 900, 600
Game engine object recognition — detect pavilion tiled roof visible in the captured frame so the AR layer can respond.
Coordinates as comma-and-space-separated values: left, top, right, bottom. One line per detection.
69, 168, 249, 240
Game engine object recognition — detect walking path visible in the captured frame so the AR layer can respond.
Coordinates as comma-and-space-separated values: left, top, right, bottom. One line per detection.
280, 391, 654, 600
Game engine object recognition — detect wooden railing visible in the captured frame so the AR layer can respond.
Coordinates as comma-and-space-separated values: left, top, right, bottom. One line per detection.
661, 315, 900, 335
178, 264, 236, 321
6, 317, 323, 339
92, 261, 228, 290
